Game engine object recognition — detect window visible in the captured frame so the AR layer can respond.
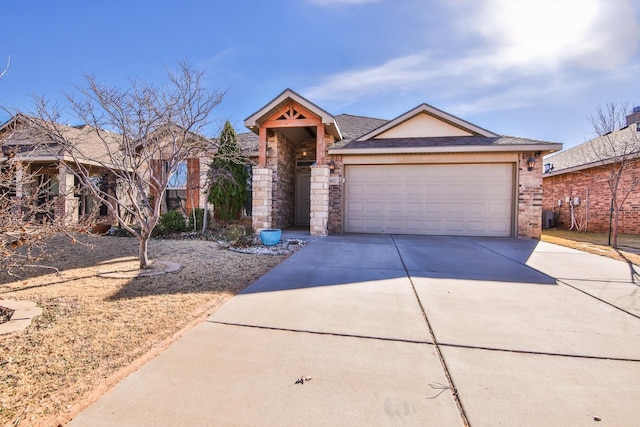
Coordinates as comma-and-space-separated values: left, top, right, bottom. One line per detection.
166, 161, 187, 213
167, 162, 187, 189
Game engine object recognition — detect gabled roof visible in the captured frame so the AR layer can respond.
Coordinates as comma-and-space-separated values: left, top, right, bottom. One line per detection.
543, 125, 640, 176
244, 88, 342, 140
328, 104, 561, 155
355, 103, 498, 141
0, 113, 121, 168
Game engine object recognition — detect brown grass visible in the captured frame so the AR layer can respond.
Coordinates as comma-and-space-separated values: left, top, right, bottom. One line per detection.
541, 229, 640, 266
0, 234, 286, 427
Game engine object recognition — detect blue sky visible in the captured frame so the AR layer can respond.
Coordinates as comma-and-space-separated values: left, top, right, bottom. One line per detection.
1, 0, 639, 149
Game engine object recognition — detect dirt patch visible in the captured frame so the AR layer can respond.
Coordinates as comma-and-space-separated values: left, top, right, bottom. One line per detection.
0, 234, 290, 426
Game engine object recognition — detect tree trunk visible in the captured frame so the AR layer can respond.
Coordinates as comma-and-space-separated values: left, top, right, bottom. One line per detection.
139, 236, 150, 269
612, 210, 620, 249
202, 187, 210, 234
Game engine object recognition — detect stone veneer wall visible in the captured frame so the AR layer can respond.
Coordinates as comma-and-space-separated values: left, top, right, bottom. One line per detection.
310, 165, 329, 236
517, 153, 543, 239
269, 132, 295, 229
543, 159, 640, 234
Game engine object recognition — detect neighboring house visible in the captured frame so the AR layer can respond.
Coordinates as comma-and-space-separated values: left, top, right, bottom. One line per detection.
542, 108, 640, 233
143, 124, 213, 218
0, 114, 213, 225
0, 113, 119, 224
242, 89, 562, 238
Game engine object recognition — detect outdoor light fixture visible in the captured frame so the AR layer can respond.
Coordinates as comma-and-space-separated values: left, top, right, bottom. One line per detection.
302, 150, 307, 158
328, 160, 336, 173
527, 157, 536, 171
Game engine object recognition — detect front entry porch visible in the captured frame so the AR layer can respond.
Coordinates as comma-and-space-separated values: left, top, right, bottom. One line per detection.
245, 90, 340, 237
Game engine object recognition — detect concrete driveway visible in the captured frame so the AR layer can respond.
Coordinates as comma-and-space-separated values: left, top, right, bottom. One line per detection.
69, 234, 640, 426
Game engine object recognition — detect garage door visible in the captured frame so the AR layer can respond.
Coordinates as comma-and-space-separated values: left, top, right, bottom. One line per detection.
345, 164, 513, 237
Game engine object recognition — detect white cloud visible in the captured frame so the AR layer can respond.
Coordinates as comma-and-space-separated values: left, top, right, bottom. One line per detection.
303, 0, 640, 114
471, 0, 639, 71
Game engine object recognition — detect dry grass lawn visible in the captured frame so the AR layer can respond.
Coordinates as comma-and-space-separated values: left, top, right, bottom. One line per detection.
2, 229, 638, 426
541, 229, 640, 266
0, 234, 287, 427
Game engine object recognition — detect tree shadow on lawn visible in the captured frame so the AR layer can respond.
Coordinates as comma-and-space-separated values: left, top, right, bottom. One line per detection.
0, 235, 139, 284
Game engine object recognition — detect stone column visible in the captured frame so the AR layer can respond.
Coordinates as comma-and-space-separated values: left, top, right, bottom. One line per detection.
252, 167, 273, 233
310, 165, 329, 236
56, 165, 79, 224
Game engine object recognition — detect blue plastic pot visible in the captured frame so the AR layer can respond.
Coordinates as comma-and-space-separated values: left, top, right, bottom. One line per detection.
260, 229, 282, 246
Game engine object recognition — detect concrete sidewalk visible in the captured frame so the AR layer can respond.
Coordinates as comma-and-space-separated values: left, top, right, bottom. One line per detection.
69, 235, 640, 426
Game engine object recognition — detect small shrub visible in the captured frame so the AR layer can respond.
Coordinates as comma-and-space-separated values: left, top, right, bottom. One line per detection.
223, 224, 255, 247
158, 211, 187, 235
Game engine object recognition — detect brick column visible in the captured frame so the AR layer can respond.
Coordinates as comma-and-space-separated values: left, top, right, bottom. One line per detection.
310, 165, 329, 236
252, 167, 273, 233
517, 154, 543, 239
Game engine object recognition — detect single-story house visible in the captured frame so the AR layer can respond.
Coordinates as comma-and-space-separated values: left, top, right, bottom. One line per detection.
542, 108, 640, 233
0, 114, 211, 225
0, 113, 119, 224
242, 89, 562, 238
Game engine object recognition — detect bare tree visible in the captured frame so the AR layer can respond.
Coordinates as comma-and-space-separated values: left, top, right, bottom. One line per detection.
0, 118, 79, 275
34, 62, 225, 269
589, 102, 640, 248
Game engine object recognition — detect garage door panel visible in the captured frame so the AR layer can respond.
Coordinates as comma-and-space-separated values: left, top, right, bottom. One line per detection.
345, 164, 513, 237
445, 220, 465, 233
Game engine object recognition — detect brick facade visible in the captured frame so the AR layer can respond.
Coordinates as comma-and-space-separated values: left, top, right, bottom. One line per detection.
543, 159, 640, 234
328, 155, 343, 234
517, 153, 543, 239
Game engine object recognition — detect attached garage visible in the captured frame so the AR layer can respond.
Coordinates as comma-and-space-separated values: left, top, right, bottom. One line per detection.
245, 89, 562, 239
344, 163, 514, 237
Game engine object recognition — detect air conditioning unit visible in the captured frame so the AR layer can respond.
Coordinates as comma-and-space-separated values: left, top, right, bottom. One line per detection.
542, 210, 556, 229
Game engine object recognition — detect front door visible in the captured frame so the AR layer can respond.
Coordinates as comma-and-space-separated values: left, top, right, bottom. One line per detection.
295, 172, 311, 226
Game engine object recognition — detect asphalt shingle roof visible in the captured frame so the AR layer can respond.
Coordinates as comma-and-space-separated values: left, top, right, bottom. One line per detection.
341, 135, 559, 149
544, 125, 640, 175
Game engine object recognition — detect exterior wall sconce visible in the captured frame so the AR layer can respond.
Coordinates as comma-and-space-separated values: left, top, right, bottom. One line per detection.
527, 157, 536, 171
302, 150, 307, 158
328, 160, 336, 173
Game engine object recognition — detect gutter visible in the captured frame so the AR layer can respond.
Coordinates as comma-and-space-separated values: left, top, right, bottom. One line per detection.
329, 143, 563, 156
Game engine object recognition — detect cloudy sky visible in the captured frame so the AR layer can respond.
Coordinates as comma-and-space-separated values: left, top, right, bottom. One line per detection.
1, 0, 639, 149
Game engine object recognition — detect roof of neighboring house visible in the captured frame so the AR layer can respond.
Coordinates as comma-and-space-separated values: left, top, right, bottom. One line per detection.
237, 131, 259, 158
0, 113, 122, 168
543, 125, 640, 176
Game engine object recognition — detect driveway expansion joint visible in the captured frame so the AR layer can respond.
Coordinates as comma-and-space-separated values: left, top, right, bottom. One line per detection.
437, 342, 640, 363
390, 235, 471, 427
208, 320, 433, 345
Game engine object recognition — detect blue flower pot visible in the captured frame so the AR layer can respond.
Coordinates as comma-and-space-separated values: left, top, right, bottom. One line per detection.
260, 229, 282, 246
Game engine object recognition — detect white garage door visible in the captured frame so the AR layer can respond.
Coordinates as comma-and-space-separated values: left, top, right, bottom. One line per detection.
345, 164, 513, 237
